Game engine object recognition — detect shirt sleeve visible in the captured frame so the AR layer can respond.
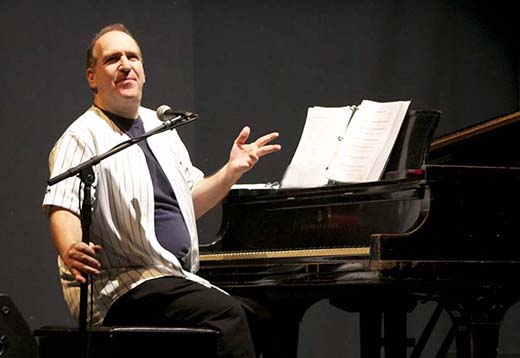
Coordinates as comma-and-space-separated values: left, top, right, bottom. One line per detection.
42, 131, 97, 216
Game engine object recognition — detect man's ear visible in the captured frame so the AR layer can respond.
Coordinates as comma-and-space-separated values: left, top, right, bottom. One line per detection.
86, 68, 96, 91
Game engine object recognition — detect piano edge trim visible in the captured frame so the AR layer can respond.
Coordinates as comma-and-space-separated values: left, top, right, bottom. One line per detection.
199, 247, 371, 261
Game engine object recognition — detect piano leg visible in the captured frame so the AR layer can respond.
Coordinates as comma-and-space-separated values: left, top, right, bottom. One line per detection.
260, 311, 302, 358
239, 296, 312, 358
359, 310, 382, 358
442, 289, 520, 358
384, 309, 409, 357
332, 291, 416, 358
359, 308, 410, 358
453, 321, 500, 358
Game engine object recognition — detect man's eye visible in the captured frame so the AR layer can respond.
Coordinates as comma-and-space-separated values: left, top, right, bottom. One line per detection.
105, 56, 119, 64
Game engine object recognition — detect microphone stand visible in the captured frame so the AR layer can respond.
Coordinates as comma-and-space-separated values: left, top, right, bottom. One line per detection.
47, 113, 197, 345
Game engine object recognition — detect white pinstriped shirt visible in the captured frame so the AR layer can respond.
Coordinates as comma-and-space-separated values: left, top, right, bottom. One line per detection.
43, 106, 212, 326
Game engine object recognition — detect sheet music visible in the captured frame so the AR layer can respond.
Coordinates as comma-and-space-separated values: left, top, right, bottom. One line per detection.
326, 100, 410, 183
281, 106, 354, 188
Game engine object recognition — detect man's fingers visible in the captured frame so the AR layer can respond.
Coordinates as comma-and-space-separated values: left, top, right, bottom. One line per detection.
71, 264, 99, 283
73, 245, 101, 266
66, 242, 102, 279
254, 132, 280, 147
229, 127, 280, 175
70, 257, 101, 276
76, 242, 100, 256
70, 251, 101, 269
235, 126, 251, 145
89, 242, 102, 253
256, 144, 282, 158
71, 268, 86, 284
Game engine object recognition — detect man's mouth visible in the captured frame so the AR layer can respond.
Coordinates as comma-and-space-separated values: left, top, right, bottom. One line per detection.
117, 77, 136, 84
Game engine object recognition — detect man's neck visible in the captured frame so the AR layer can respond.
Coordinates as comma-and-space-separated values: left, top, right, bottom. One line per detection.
93, 99, 140, 120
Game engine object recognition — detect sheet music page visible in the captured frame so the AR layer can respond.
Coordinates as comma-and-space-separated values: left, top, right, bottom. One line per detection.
281, 106, 353, 188
326, 100, 410, 183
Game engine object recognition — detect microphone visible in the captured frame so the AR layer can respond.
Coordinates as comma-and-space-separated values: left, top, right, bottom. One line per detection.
156, 105, 198, 122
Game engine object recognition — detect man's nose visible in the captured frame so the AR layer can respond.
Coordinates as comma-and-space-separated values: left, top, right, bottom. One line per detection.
119, 56, 131, 71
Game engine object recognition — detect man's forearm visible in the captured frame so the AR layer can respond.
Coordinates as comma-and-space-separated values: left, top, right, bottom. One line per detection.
49, 207, 83, 259
192, 163, 240, 219
48, 206, 101, 282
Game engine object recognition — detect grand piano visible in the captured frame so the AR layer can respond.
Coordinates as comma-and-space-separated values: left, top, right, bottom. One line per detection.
198, 110, 520, 358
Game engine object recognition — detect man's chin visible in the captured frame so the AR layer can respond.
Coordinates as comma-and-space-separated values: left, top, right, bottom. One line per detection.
118, 92, 142, 102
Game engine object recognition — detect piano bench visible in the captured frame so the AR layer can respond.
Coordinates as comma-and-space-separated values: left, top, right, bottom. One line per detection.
34, 325, 222, 358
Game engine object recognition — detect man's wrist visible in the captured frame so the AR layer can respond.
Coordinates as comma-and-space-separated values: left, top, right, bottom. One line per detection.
222, 162, 242, 187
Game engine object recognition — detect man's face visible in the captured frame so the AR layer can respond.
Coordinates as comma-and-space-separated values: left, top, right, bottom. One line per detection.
86, 31, 146, 114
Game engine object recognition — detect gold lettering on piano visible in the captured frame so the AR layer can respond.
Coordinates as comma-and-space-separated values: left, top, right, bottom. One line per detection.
299, 222, 340, 231
291, 209, 344, 232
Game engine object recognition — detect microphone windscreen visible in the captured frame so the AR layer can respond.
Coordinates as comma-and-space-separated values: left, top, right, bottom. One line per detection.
156, 105, 172, 121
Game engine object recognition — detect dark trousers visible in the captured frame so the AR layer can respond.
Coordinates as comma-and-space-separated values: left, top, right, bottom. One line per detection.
103, 276, 256, 358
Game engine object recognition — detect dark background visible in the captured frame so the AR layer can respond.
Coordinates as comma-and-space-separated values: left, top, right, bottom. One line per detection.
1, 1, 519, 356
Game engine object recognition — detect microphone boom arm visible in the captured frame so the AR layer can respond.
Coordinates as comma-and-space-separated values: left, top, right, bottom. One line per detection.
47, 113, 196, 186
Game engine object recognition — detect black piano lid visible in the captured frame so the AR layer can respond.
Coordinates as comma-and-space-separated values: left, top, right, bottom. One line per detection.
428, 110, 520, 166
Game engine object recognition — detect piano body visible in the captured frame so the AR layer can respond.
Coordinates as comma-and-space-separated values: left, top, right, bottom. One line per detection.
198, 110, 520, 358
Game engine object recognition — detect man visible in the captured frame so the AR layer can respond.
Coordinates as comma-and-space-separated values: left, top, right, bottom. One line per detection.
43, 24, 280, 358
